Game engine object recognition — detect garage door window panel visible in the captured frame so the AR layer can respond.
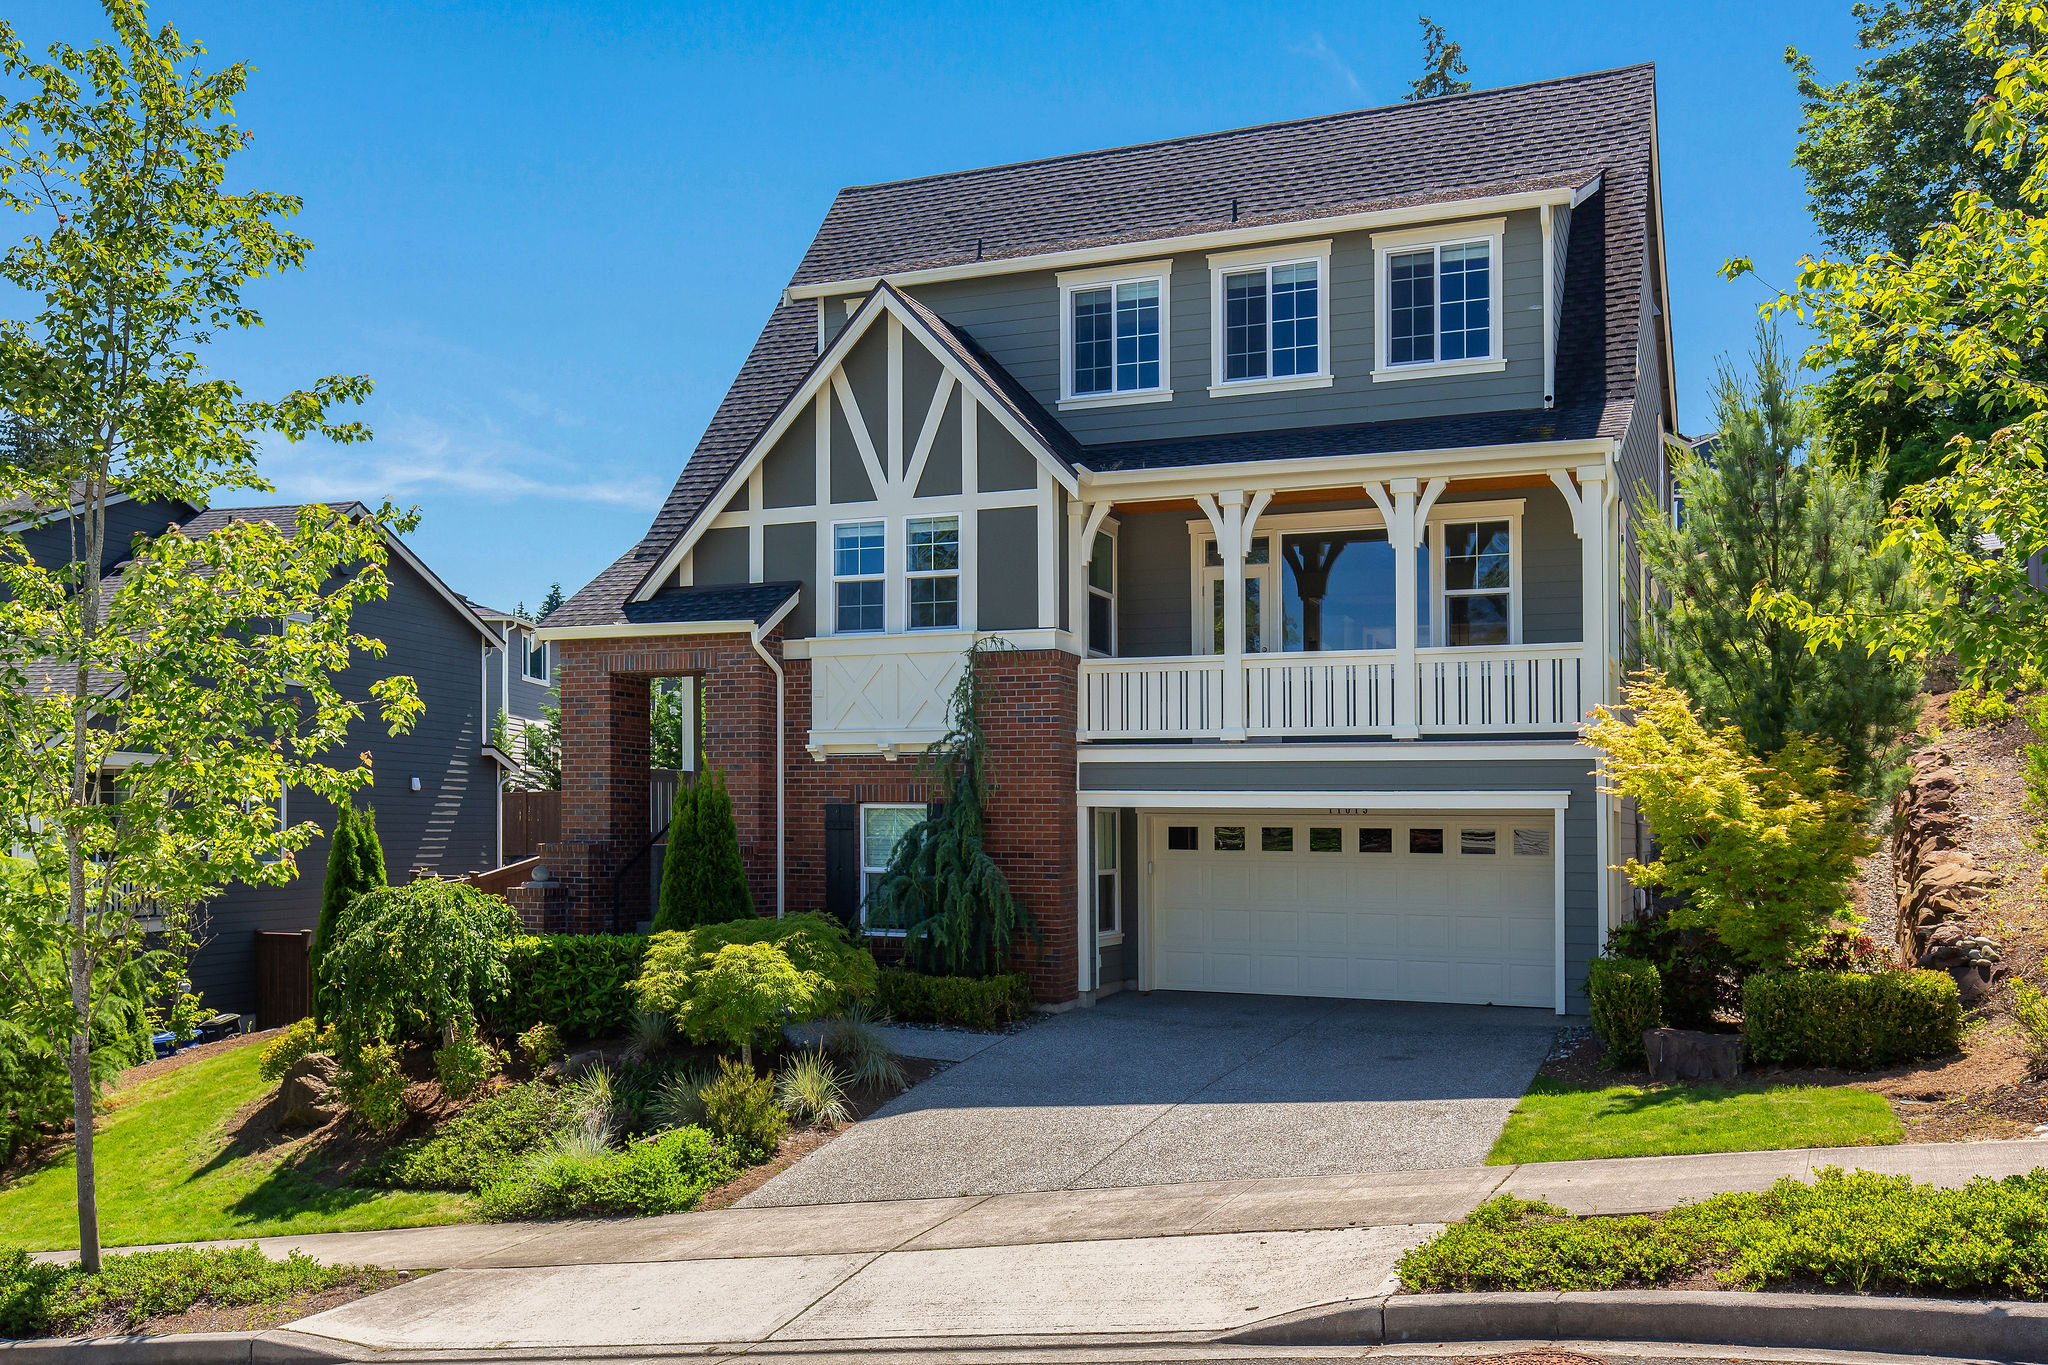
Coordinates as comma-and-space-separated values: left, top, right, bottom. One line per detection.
1409, 827, 1444, 854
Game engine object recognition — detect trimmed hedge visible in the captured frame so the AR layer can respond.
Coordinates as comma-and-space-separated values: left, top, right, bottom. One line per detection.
1586, 956, 1664, 1066
1742, 969, 1962, 1069
490, 935, 649, 1042
873, 969, 1032, 1030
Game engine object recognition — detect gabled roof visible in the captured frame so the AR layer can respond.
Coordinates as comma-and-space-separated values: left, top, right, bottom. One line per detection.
550, 64, 1663, 631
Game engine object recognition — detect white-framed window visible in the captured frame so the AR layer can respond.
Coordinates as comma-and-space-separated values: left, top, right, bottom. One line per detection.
1194, 533, 1271, 654
832, 519, 886, 634
860, 803, 922, 930
1056, 260, 1172, 408
1208, 240, 1331, 396
1438, 518, 1514, 646
1095, 809, 1121, 942
522, 629, 549, 684
1371, 218, 1505, 381
1086, 526, 1116, 657
905, 514, 960, 630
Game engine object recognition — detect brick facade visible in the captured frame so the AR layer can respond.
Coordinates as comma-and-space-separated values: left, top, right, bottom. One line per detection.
523, 630, 1081, 1002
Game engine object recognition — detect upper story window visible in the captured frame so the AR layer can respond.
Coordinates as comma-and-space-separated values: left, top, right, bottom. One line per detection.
1086, 527, 1116, 656
1056, 261, 1172, 409
1371, 218, 1506, 381
1207, 241, 1332, 397
905, 515, 959, 630
522, 630, 549, 684
833, 520, 885, 633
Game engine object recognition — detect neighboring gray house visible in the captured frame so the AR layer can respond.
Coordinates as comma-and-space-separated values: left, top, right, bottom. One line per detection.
537, 66, 1679, 1011
468, 599, 557, 785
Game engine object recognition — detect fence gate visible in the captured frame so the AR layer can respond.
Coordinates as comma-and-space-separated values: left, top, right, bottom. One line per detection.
503, 790, 562, 859
253, 930, 312, 1030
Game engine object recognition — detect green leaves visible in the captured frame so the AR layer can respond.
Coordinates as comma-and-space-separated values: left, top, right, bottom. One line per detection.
320, 881, 519, 1055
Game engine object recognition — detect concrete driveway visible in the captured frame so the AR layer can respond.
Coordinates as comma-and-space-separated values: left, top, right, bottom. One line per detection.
740, 990, 1557, 1207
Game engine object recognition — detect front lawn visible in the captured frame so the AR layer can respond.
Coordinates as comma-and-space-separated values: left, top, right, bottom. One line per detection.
1488, 1076, 1902, 1164
0, 1041, 468, 1253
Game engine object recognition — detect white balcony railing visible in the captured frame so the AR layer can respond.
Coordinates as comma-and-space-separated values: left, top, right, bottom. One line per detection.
1079, 643, 1585, 741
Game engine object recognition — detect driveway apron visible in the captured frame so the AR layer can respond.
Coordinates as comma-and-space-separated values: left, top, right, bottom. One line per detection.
740, 990, 1556, 1206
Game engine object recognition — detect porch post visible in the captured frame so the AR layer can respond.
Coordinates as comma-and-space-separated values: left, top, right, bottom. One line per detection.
1069, 500, 1111, 655
1573, 463, 1609, 708
1378, 478, 1422, 739
1218, 490, 1247, 741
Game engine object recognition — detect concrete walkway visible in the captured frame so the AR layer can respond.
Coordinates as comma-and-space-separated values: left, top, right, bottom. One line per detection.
745, 991, 1559, 1205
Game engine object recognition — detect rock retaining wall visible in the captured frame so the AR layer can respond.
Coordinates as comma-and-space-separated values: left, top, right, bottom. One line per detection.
1893, 746, 2006, 1004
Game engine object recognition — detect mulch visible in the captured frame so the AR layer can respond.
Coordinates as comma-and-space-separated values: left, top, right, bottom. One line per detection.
54, 1269, 418, 1339
695, 1055, 943, 1210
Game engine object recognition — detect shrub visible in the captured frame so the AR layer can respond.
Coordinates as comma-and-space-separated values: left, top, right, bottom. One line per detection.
776, 1051, 851, 1127
336, 1041, 407, 1135
873, 968, 1031, 1030
670, 942, 825, 1065
1585, 675, 1875, 967
1948, 684, 2017, 729
1605, 915, 1745, 1029
1586, 957, 1664, 1066
635, 914, 873, 1061
701, 1058, 786, 1162
515, 1021, 563, 1070
473, 1124, 733, 1220
256, 1018, 334, 1083
653, 767, 753, 932
649, 1065, 716, 1131
624, 1009, 671, 1063
1398, 1195, 1700, 1292
311, 803, 387, 1027
1742, 970, 1962, 1068
0, 950, 156, 1164
2015, 980, 2048, 1076
559, 1065, 623, 1146
432, 1032, 497, 1102
323, 880, 518, 1054
362, 1081, 564, 1192
816, 1004, 906, 1090
491, 934, 649, 1041
0, 1245, 361, 1339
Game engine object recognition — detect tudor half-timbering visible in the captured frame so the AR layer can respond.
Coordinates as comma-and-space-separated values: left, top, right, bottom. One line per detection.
533, 64, 1677, 1011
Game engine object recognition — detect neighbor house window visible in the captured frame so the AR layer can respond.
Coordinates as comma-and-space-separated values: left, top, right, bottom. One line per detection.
1440, 519, 1512, 646
1087, 529, 1116, 656
1058, 262, 1171, 404
522, 630, 549, 684
1208, 241, 1331, 392
905, 515, 959, 630
860, 803, 922, 927
1373, 220, 1504, 378
1095, 810, 1121, 939
833, 520, 885, 633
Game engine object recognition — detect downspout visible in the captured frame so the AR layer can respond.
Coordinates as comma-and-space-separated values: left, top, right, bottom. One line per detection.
750, 592, 799, 918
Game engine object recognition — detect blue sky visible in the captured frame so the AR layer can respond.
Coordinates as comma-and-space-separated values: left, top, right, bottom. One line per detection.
6, 1, 1866, 613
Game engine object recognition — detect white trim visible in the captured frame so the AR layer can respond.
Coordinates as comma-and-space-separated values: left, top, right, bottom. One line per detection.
1057, 260, 1173, 406
1074, 439, 1618, 500
782, 626, 1075, 659
1208, 239, 1332, 393
1083, 789, 1570, 811
1093, 807, 1123, 944
859, 801, 926, 932
783, 184, 1587, 301
535, 619, 763, 642
903, 512, 962, 632
1078, 740, 1588, 764
519, 629, 550, 684
829, 516, 888, 636
1084, 515, 1118, 658
1372, 219, 1506, 384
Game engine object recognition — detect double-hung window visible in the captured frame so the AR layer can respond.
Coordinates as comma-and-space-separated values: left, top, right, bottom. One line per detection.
1086, 528, 1115, 656
1094, 809, 1121, 940
1372, 219, 1504, 379
1207, 241, 1330, 394
860, 803, 922, 929
833, 520, 885, 633
1440, 518, 1512, 645
1058, 261, 1171, 406
905, 515, 959, 630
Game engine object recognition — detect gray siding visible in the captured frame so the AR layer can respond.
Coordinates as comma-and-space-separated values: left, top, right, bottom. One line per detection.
483, 626, 554, 724
1116, 508, 1200, 657
842, 323, 890, 465
694, 526, 750, 586
1078, 754, 1600, 1011
914, 389, 964, 497
829, 390, 875, 503
762, 407, 816, 509
1617, 271, 1670, 648
976, 406, 1037, 492
1516, 484, 1582, 645
977, 505, 1038, 629
190, 557, 499, 1014
909, 210, 1546, 449
763, 521, 817, 638
14, 497, 198, 577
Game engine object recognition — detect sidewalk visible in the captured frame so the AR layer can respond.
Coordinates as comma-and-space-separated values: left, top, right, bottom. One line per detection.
49, 1136, 2039, 1353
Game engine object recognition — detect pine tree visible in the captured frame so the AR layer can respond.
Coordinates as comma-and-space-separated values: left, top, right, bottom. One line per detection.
540, 582, 565, 619
1633, 325, 1921, 804
693, 768, 754, 925
652, 778, 701, 933
1405, 17, 1471, 101
310, 804, 389, 1024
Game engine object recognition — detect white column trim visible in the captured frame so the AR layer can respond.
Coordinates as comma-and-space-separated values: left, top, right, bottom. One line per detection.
1218, 490, 1247, 740
1552, 803, 1568, 1014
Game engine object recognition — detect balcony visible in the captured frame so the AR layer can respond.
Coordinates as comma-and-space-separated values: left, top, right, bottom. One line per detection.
1079, 643, 1585, 742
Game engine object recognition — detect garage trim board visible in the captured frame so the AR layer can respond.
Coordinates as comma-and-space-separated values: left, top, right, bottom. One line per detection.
1079, 790, 1569, 1013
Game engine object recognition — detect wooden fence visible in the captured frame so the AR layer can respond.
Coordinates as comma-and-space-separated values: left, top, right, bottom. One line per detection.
253, 930, 312, 1030
503, 790, 561, 859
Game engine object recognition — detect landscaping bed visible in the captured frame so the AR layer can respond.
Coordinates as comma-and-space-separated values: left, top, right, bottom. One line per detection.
1401, 1167, 2048, 1299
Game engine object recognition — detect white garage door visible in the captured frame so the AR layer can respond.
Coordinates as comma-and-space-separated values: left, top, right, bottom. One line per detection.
1149, 815, 1555, 1007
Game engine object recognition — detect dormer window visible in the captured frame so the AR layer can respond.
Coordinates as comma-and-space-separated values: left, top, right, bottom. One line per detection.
1206, 241, 1332, 397
1057, 261, 1172, 409
1371, 218, 1506, 381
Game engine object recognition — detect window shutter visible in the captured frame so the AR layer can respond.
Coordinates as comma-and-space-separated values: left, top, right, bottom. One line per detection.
824, 803, 858, 927
925, 800, 946, 822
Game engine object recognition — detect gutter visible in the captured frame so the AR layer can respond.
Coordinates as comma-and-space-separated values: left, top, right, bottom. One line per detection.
748, 593, 800, 918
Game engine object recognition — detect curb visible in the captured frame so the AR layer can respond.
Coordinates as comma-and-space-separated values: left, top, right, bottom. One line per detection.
0, 1330, 369, 1364
1224, 1289, 2048, 1359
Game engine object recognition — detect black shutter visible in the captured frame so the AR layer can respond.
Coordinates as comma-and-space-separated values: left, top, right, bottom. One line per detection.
926, 800, 945, 822
824, 803, 858, 927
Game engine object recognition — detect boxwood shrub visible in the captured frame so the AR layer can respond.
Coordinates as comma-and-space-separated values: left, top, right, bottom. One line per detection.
1742, 969, 1962, 1069
490, 934, 649, 1041
1586, 955, 1664, 1066
873, 968, 1032, 1030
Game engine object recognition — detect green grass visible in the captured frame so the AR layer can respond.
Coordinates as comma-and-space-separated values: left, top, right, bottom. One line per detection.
0, 1042, 469, 1252
1487, 1076, 1903, 1165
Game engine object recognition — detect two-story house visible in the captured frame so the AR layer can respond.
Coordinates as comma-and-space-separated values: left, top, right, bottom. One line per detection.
531, 66, 1676, 1012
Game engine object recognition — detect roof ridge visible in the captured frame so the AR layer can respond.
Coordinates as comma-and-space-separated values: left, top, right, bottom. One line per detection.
831, 63, 1655, 197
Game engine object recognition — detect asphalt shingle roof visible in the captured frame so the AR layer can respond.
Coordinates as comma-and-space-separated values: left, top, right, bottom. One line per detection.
550, 64, 1659, 629
624, 581, 801, 627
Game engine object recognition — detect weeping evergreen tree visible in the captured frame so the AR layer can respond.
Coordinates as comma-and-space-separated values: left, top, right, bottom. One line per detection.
867, 639, 1035, 977
310, 804, 388, 1025
1633, 325, 1920, 804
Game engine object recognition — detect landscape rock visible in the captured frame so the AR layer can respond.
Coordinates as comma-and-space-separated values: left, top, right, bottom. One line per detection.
280, 1052, 344, 1128
1643, 1028, 1744, 1082
1892, 744, 2006, 999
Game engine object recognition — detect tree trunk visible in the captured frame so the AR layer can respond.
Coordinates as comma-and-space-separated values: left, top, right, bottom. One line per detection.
740, 1040, 752, 1071
68, 988, 99, 1271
